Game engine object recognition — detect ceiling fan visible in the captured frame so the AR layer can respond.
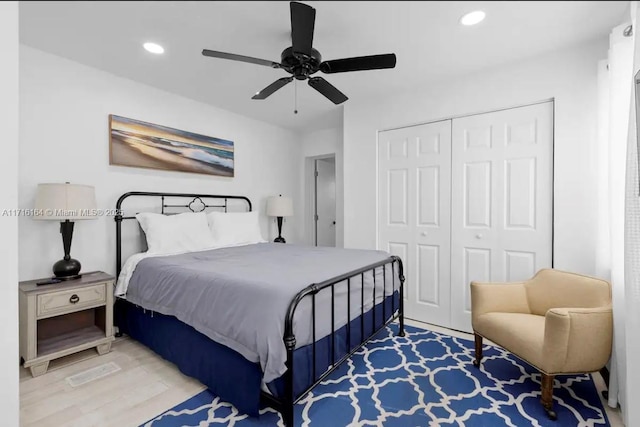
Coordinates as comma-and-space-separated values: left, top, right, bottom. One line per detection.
202, 1, 396, 106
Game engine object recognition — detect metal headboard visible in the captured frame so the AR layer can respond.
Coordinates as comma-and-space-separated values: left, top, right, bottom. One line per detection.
114, 191, 252, 277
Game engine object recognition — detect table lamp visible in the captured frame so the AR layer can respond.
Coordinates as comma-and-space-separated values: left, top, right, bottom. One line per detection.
34, 183, 97, 280
266, 195, 293, 243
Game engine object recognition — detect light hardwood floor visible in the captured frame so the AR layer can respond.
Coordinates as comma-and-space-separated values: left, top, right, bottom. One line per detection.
20, 337, 205, 427
19, 320, 624, 427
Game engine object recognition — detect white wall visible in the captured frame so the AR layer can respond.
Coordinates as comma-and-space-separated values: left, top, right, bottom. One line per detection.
343, 39, 607, 275
299, 125, 344, 246
19, 46, 302, 280
0, 3, 20, 426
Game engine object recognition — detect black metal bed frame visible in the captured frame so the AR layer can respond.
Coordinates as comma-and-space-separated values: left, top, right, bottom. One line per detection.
114, 191, 405, 427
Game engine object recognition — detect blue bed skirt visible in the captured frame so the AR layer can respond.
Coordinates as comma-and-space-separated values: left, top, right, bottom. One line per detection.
115, 292, 399, 417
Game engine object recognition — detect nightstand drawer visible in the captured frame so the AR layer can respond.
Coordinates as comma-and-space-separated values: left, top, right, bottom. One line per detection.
37, 283, 106, 318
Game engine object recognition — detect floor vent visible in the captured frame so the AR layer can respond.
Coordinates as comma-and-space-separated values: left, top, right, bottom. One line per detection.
65, 362, 121, 387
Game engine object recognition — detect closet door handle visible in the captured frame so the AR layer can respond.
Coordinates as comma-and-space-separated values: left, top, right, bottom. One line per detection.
420, 231, 428, 237
475, 234, 483, 239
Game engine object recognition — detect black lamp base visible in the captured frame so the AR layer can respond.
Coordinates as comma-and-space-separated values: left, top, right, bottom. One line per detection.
274, 216, 286, 244
52, 220, 82, 280
53, 257, 81, 280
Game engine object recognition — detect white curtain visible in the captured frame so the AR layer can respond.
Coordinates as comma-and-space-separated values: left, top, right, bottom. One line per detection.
624, 3, 640, 426
597, 15, 634, 422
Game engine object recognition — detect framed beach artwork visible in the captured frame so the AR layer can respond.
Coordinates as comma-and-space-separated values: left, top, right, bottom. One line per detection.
109, 115, 234, 177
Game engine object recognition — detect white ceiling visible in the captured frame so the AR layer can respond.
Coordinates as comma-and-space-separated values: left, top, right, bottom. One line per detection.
20, 1, 628, 131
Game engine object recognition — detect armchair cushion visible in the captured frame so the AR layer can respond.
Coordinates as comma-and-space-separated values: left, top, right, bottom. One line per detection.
474, 313, 546, 370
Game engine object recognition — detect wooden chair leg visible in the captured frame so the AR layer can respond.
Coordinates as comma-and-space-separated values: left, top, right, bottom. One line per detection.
541, 373, 557, 420
473, 333, 483, 367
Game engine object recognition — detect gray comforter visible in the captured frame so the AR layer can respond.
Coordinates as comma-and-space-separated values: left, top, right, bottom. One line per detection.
125, 243, 398, 382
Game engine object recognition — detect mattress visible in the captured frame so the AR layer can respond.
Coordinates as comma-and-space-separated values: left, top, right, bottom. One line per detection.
119, 243, 399, 383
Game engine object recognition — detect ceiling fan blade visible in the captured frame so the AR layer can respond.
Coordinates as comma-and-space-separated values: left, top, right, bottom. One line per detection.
290, 2, 315, 56
320, 53, 396, 74
308, 77, 348, 105
202, 49, 281, 69
252, 77, 294, 100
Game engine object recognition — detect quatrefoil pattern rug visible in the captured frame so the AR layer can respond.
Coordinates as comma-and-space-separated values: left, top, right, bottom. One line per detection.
143, 324, 609, 427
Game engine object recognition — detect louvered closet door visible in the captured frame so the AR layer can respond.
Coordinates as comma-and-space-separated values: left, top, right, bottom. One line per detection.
450, 102, 553, 332
378, 120, 452, 327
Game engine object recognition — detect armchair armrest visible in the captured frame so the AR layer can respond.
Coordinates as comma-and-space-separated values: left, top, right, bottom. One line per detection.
543, 306, 613, 374
470, 281, 530, 324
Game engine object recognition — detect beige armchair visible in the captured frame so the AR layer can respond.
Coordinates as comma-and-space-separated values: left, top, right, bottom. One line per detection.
470, 269, 612, 420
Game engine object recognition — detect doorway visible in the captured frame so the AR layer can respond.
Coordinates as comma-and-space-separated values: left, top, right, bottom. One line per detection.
314, 156, 337, 247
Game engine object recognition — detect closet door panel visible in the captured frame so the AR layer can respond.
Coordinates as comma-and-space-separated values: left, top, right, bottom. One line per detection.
450, 102, 553, 332
378, 120, 452, 327
417, 166, 440, 227
387, 169, 408, 225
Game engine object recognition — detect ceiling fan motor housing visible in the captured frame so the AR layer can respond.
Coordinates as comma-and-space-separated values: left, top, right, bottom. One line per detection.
281, 46, 322, 80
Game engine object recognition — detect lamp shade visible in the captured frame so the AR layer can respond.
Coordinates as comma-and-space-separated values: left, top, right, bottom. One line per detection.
266, 195, 293, 217
34, 183, 98, 220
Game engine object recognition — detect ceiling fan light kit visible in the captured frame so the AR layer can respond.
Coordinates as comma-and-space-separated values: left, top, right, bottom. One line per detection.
202, 1, 397, 107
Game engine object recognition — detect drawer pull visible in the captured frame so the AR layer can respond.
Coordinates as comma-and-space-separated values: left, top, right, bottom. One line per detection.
69, 294, 80, 304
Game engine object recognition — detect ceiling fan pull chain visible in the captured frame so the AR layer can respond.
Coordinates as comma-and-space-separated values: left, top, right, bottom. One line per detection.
294, 79, 298, 115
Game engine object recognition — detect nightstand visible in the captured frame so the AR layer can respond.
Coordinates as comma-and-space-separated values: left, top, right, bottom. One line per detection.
19, 271, 115, 377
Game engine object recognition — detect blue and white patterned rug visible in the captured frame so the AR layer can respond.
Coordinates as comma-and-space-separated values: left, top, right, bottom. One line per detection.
142, 324, 609, 427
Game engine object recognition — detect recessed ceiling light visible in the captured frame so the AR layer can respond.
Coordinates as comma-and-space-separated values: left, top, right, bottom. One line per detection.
460, 10, 486, 26
143, 42, 164, 54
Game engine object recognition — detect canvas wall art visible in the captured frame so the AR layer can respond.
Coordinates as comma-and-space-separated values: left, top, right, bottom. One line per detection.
109, 115, 234, 177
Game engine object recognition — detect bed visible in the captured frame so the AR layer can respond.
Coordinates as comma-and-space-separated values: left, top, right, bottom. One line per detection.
113, 191, 405, 427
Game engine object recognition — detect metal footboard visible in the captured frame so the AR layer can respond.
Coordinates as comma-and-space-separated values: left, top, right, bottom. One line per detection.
268, 256, 405, 427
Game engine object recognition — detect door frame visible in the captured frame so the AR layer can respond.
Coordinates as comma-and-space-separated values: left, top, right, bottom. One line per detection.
304, 153, 337, 246
378, 98, 555, 133
376, 98, 555, 267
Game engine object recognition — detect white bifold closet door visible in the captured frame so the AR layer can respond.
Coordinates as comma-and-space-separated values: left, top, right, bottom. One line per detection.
378, 120, 452, 327
378, 101, 553, 332
449, 102, 553, 332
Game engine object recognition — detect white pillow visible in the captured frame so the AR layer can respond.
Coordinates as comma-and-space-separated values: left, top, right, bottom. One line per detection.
207, 211, 266, 247
136, 212, 216, 254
